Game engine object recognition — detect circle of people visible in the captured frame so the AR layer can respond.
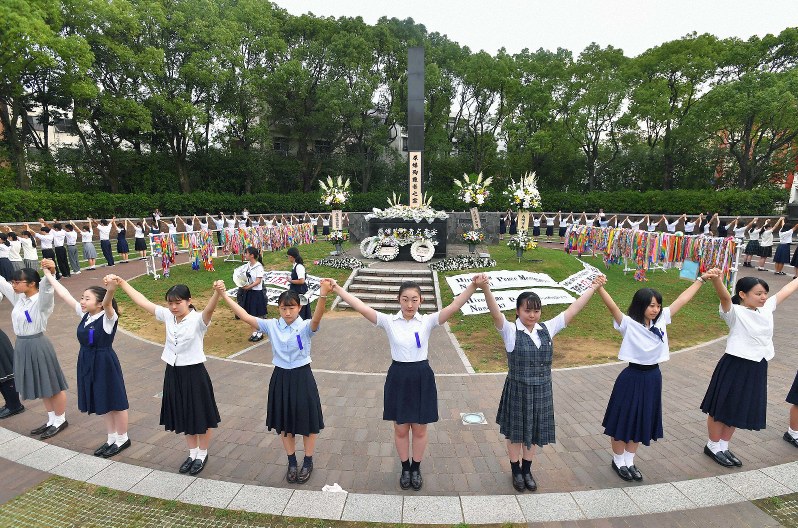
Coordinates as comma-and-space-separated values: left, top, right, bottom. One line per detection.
1, 243, 797, 493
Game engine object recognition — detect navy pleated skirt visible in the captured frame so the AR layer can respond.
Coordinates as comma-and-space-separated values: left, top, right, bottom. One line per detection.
758, 245, 773, 258
744, 240, 760, 255
160, 363, 221, 435
76, 345, 129, 415
791, 246, 798, 267
786, 371, 798, 405
266, 364, 324, 436
116, 238, 129, 253
701, 354, 767, 430
546, 225, 554, 237
533, 226, 541, 236
602, 364, 663, 445
383, 360, 438, 424
240, 289, 267, 317
774, 244, 791, 264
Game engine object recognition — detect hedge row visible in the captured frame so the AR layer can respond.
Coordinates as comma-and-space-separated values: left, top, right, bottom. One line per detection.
0, 188, 785, 222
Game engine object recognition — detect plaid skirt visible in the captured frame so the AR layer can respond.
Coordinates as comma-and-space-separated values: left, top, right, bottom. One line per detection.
744, 240, 760, 255
496, 376, 555, 448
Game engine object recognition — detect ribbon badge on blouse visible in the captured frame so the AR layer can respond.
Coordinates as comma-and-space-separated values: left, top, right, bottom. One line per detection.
88, 328, 95, 345
297, 335, 304, 350
24, 310, 32, 323
415, 332, 421, 349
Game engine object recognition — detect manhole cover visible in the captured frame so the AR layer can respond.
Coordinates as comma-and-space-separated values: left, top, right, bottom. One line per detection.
460, 412, 487, 425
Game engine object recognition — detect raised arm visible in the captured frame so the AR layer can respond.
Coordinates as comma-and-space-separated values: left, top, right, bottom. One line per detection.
709, 271, 732, 313
213, 280, 260, 330
331, 283, 378, 324
596, 284, 624, 325
562, 275, 605, 325
112, 275, 158, 315
438, 275, 479, 324
103, 277, 119, 319
201, 286, 221, 326
743, 217, 757, 231
41, 259, 79, 311
474, 274, 504, 329
775, 274, 798, 304
310, 278, 334, 332
668, 268, 721, 317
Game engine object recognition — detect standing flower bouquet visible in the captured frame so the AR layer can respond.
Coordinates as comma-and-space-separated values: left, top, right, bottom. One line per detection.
507, 232, 537, 251
328, 230, 348, 244
462, 230, 485, 244
319, 176, 351, 208
505, 171, 542, 211
454, 172, 493, 206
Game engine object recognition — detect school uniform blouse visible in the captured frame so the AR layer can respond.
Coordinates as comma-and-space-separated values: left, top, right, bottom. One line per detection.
97, 224, 112, 240
167, 225, 177, 235
225, 218, 236, 228
321, 217, 330, 227
35, 232, 54, 249
599, 219, 610, 228
51, 229, 66, 247
778, 230, 793, 244
703, 223, 712, 235
719, 297, 776, 362
497, 313, 566, 353
0, 245, 8, 259
375, 310, 441, 362
614, 308, 672, 365
134, 226, 145, 239
154, 307, 209, 366
683, 221, 696, 233
627, 220, 643, 230
760, 230, 774, 247
73, 303, 117, 333
647, 223, 658, 232
257, 317, 316, 369
545, 216, 556, 226
212, 218, 224, 231
8, 240, 22, 262
733, 227, 747, 239
533, 218, 541, 227
65, 230, 78, 246
81, 230, 93, 243
246, 262, 264, 290
665, 220, 678, 233
238, 219, 248, 228
748, 228, 762, 241
20, 238, 38, 260
293, 263, 306, 281
0, 277, 55, 336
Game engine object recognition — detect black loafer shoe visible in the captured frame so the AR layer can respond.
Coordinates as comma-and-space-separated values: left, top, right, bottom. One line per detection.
512, 472, 525, 492
40, 421, 68, 439
724, 450, 742, 467
286, 465, 298, 483
30, 423, 49, 435
179, 457, 194, 474
399, 469, 411, 489
94, 443, 112, 457
611, 460, 634, 481
523, 472, 537, 491
410, 469, 423, 491
628, 465, 643, 481
784, 432, 798, 448
103, 439, 131, 458
297, 464, 313, 483
0, 405, 24, 419
704, 445, 734, 467
188, 456, 207, 476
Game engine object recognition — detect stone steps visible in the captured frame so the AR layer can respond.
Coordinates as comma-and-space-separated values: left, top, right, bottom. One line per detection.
335, 267, 439, 312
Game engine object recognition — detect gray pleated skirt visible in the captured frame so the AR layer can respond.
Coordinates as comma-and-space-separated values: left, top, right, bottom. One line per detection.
23, 259, 38, 270
10, 260, 23, 272
13, 333, 68, 400
82, 241, 98, 259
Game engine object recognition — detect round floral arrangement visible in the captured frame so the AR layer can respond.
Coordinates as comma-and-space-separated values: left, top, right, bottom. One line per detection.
455, 172, 493, 206
462, 230, 485, 244
364, 192, 449, 223
507, 232, 537, 251
319, 176, 351, 208
328, 230, 348, 244
505, 171, 542, 211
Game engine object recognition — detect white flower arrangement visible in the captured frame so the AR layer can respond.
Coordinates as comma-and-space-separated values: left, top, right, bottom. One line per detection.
507, 232, 537, 251
364, 192, 449, 223
376, 228, 438, 247
314, 256, 365, 269
429, 255, 496, 272
454, 172, 493, 206
328, 230, 348, 244
462, 230, 485, 244
319, 176, 351, 208
505, 171, 542, 211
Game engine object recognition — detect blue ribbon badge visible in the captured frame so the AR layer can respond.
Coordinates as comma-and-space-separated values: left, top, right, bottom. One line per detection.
297, 335, 303, 350
24, 310, 32, 323
88, 328, 94, 345
415, 332, 421, 349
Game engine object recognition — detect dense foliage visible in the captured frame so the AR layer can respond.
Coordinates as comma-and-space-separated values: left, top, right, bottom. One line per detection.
1, 1, 796, 197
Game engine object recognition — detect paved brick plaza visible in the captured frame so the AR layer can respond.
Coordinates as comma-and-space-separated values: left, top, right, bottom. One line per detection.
1, 251, 797, 524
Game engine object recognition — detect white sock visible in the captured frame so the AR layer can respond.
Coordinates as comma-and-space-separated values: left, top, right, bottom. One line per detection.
47, 411, 55, 426
107, 433, 117, 445
612, 452, 626, 467
789, 427, 798, 440
53, 413, 66, 427
189, 447, 199, 460
196, 449, 207, 462
707, 439, 722, 454
624, 450, 635, 467
719, 439, 729, 452
115, 432, 129, 446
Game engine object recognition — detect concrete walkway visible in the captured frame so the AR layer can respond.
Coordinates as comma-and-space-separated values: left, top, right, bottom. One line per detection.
1, 249, 797, 525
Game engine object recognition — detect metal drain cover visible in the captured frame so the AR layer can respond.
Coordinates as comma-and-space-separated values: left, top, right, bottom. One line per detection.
460, 412, 487, 425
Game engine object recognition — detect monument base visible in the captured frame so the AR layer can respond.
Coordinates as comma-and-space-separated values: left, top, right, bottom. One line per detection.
368, 218, 448, 260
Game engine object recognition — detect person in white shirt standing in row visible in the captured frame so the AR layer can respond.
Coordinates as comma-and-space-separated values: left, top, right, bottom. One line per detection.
702, 273, 798, 466
772, 217, 798, 276
64, 222, 81, 275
